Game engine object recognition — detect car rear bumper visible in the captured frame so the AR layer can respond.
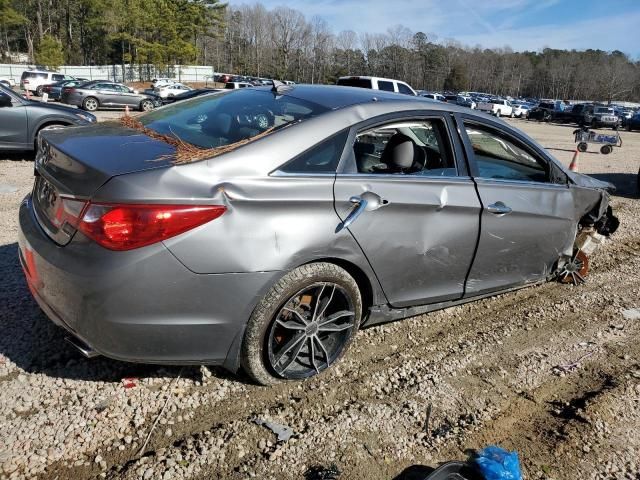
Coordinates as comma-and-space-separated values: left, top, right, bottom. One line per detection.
18, 195, 281, 368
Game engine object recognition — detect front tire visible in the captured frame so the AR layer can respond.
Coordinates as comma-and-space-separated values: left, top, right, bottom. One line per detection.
139, 99, 154, 111
241, 263, 362, 385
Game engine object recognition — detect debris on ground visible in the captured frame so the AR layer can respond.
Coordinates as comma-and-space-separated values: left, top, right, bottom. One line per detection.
474, 445, 522, 480
621, 308, 640, 320
304, 463, 341, 480
552, 351, 595, 374
251, 417, 295, 442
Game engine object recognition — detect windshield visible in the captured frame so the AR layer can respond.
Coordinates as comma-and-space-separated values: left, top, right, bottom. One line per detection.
140, 88, 329, 149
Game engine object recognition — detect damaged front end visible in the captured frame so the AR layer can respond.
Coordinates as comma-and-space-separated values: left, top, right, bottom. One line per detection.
555, 172, 620, 285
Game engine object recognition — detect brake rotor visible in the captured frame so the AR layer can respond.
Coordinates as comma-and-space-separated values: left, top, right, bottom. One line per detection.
558, 250, 589, 285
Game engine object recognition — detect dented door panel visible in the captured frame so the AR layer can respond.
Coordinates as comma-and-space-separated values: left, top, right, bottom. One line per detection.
465, 179, 575, 295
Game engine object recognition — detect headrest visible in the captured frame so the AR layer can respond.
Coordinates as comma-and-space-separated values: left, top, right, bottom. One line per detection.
381, 133, 422, 170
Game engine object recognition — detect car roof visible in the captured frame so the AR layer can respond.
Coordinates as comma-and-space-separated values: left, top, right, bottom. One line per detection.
277, 84, 433, 110
338, 75, 410, 84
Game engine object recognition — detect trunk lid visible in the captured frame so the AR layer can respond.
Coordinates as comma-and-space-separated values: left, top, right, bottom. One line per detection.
33, 123, 176, 245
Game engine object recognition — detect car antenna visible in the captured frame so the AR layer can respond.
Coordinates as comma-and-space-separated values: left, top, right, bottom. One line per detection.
271, 80, 293, 95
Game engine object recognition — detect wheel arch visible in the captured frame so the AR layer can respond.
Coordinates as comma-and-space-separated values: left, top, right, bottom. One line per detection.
30, 119, 74, 147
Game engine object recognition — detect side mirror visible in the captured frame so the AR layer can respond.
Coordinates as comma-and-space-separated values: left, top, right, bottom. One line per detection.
0, 94, 12, 107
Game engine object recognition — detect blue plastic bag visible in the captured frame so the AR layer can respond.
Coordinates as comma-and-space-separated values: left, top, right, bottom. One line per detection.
474, 445, 522, 480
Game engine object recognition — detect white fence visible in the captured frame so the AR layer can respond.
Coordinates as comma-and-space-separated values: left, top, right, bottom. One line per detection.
0, 63, 222, 84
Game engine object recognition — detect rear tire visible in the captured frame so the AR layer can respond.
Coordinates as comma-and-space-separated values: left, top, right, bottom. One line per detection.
36, 86, 44, 97
241, 263, 362, 385
600, 145, 613, 155
82, 97, 99, 111
495, 110, 501, 117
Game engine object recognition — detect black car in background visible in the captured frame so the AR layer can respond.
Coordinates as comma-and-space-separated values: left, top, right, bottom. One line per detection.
527, 102, 557, 121
0, 83, 95, 151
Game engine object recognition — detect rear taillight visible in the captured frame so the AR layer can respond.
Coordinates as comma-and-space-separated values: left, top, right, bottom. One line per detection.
52, 197, 88, 231
77, 203, 226, 251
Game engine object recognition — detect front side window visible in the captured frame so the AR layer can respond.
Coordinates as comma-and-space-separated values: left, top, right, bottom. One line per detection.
464, 123, 547, 183
397, 83, 414, 95
353, 119, 456, 176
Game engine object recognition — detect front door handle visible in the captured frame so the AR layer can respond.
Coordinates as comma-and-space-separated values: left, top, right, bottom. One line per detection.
486, 201, 512, 215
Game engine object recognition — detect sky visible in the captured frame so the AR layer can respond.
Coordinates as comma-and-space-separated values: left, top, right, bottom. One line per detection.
229, 0, 640, 58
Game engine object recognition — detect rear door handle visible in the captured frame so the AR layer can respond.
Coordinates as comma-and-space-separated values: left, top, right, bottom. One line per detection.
336, 196, 368, 233
486, 201, 512, 215
335, 191, 389, 233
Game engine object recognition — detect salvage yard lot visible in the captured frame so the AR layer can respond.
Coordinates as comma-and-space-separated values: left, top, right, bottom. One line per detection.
0, 118, 639, 480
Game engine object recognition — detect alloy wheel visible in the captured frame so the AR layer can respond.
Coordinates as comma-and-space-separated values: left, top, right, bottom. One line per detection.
266, 282, 356, 379
84, 98, 98, 111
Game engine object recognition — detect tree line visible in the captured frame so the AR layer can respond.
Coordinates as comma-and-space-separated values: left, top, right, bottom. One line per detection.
1, 0, 639, 101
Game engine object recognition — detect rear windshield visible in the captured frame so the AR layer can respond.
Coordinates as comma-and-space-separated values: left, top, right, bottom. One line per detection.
337, 78, 372, 89
140, 88, 329, 149
22, 72, 48, 80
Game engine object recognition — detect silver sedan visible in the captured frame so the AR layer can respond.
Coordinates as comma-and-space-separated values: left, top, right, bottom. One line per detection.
18, 85, 618, 384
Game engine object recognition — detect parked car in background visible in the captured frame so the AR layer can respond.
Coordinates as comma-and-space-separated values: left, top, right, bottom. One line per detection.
42, 79, 85, 101
155, 83, 192, 99
0, 76, 16, 87
161, 88, 222, 104
512, 103, 531, 118
224, 82, 253, 89
21, 69, 76, 96
19, 85, 617, 385
527, 102, 557, 122
420, 92, 446, 101
624, 112, 640, 131
477, 98, 513, 117
0, 83, 95, 151
456, 95, 476, 109
151, 78, 176, 88
337, 76, 417, 95
61, 81, 161, 112
591, 106, 619, 129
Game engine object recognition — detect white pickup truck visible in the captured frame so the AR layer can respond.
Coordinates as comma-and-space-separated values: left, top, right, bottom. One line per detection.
477, 99, 513, 117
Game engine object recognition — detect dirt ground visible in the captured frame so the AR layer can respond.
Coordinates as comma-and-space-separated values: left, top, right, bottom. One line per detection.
0, 117, 638, 480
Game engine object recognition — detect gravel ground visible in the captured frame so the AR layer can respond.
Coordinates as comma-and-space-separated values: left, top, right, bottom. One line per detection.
0, 116, 639, 480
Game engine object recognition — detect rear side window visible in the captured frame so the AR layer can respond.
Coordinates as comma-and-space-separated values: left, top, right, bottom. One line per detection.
464, 123, 548, 183
397, 83, 414, 95
280, 130, 349, 174
22, 72, 47, 80
377, 80, 394, 92
52, 74, 64, 81
337, 78, 372, 89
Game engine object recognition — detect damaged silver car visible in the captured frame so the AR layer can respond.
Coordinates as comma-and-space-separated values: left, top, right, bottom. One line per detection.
18, 84, 618, 384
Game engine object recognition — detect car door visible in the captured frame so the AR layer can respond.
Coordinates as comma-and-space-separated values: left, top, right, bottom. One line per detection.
334, 114, 481, 308
457, 115, 575, 296
0, 90, 29, 149
95, 83, 119, 106
114, 85, 139, 107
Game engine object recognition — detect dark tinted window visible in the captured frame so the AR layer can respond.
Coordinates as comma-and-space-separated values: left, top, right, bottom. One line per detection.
397, 83, 414, 95
52, 74, 64, 81
280, 130, 348, 173
336, 78, 372, 88
377, 80, 394, 92
464, 123, 548, 182
141, 89, 329, 149
22, 72, 47, 80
